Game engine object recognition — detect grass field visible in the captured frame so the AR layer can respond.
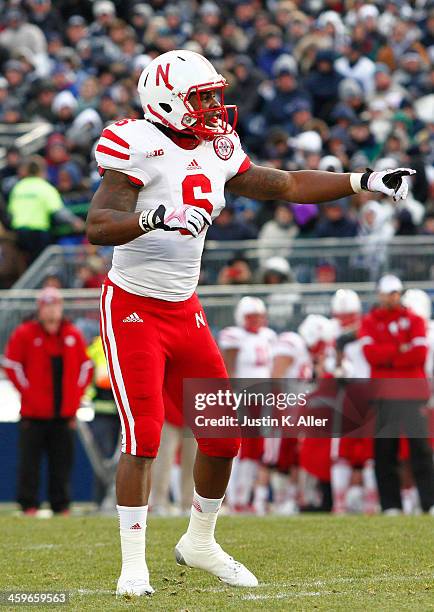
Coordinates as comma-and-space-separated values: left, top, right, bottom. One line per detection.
1, 514, 433, 611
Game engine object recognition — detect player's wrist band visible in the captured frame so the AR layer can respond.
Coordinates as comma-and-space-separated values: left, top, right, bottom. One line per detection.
138, 210, 153, 234
350, 173, 363, 193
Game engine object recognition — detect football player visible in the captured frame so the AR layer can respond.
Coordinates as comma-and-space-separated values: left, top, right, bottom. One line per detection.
86, 49, 416, 595
264, 330, 313, 515
297, 314, 336, 511
219, 297, 275, 513
329, 289, 377, 514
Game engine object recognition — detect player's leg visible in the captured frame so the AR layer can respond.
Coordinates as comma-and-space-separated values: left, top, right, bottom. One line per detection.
234, 438, 263, 511
16, 419, 45, 513
374, 401, 402, 513
401, 402, 434, 513
271, 438, 299, 515
100, 283, 166, 596
374, 437, 401, 512
331, 439, 352, 514
46, 419, 75, 513
162, 295, 257, 586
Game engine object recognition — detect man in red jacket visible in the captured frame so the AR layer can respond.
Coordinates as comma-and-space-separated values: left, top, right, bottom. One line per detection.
360, 275, 434, 514
3, 287, 93, 514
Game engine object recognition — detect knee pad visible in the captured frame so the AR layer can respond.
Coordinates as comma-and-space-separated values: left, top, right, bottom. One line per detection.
197, 437, 241, 459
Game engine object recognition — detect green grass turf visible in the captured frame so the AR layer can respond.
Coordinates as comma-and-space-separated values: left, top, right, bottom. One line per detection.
0, 515, 433, 611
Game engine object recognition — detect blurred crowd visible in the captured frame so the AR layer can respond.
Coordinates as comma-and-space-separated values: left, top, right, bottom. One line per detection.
0, 0, 433, 286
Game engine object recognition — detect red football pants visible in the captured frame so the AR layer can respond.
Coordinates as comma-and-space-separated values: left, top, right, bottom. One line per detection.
100, 281, 240, 458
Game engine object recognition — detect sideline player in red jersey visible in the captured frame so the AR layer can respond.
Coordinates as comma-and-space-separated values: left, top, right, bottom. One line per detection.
86, 50, 415, 596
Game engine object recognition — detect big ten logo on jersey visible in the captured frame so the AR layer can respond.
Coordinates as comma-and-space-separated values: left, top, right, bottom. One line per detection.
255, 345, 270, 367
145, 149, 164, 158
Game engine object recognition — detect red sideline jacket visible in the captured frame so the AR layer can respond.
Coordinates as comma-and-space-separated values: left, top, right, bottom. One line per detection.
359, 305, 429, 400
3, 319, 93, 419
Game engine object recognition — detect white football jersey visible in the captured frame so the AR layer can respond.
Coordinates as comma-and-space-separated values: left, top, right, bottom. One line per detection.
218, 326, 276, 378
342, 340, 371, 378
333, 321, 370, 378
273, 332, 313, 379
95, 119, 249, 301
425, 320, 434, 377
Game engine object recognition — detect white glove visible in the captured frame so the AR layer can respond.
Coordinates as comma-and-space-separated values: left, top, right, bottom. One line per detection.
361, 167, 416, 202
139, 204, 211, 238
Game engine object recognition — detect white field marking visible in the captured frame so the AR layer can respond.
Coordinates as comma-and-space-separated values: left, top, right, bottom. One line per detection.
243, 592, 334, 600
4, 544, 59, 550
71, 589, 114, 596
54, 573, 434, 600
196, 573, 434, 594
276, 574, 434, 588
3, 542, 109, 550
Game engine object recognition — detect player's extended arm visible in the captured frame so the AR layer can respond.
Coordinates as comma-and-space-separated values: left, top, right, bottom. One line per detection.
86, 170, 143, 245
86, 170, 211, 246
226, 164, 415, 203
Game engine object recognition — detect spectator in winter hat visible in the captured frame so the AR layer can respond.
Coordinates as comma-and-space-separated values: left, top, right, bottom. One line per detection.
348, 118, 381, 162
336, 40, 376, 95
338, 78, 366, 116
304, 48, 343, 122
229, 55, 264, 119
315, 202, 358, 239
316, 10, 345, 49
77, 77, 101, 113
261, 256, 293, 284
98, 90, 119, 123
258, 204, 299, 254
199, 2, 221, 32
4, 60, 28, 99
368, 63, 406, 112
26, 80, 57, 123
290, 130, 322, 155
27, 0, 63, 39
65, 16, 88, 47
263, 64, 311, 129
319, 155, 343, 173
90, 1, 117, 38
0, 9, 47, 58
52, 91, 78, 131
262, 128, 292, 170
288, 100, 313, 137
257, 28, 290, 77
0, 100, 23, 124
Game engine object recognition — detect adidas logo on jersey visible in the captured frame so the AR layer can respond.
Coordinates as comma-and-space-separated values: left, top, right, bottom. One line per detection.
130, 523, 142, 530
123, 312, 143, 323
187, 159, 201, 170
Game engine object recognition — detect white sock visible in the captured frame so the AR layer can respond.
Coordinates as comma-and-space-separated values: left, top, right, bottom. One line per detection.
271, 472, 291, 506
331, 460, 351, 512
117, 505, 149, 581
186, 490, 223, 550
362, 461, 378, 512
362, 460, 377, 491
253, 484, 268, 514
